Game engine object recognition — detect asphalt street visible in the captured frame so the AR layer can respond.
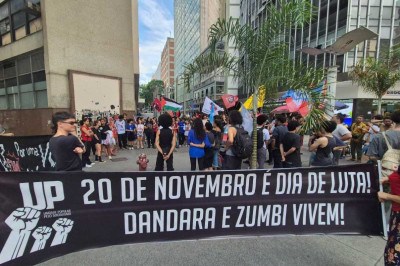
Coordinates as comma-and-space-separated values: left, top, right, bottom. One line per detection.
40, 141, 385, 266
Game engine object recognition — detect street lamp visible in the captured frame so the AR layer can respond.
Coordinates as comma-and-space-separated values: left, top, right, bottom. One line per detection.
299, 26, 378, 118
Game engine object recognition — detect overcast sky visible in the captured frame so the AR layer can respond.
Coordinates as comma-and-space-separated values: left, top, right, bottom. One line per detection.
138, 0, 174, 84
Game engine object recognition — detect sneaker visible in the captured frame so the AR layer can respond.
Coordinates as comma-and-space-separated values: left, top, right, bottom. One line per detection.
90, 162, 95, 166
99, 160, 106, 163
85, 164, 93, 168
109, 156, 112, 160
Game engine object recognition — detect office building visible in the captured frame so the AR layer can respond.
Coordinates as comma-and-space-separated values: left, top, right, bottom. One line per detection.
174, 0, 224, 113
240, 0, 400, 114
161, 37, 174, 99
0, 0, 140, 135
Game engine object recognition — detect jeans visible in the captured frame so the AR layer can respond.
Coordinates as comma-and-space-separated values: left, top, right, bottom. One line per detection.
257, 148, 266, 169
212, 150, 219, 168
118, 133, 127, 148
82, 141, 93, 166
350, 139, 363, 160
272, 149, 283, 168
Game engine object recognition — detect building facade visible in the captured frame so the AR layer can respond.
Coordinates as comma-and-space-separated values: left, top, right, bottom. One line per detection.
0, 0, 140, 136
174, 0, 224, 113
161, 37, 174, 99
240, 0, 400, 114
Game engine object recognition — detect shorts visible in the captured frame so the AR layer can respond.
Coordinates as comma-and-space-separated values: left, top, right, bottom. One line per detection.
127, 132, 136, 141
137, 132, 144, 138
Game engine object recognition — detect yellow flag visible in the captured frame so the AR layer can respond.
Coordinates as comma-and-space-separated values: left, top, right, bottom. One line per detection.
242, 85, 266, 109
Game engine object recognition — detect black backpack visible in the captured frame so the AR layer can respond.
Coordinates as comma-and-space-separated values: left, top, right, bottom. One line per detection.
257, 128, 264, 149
232, 126, 253, 159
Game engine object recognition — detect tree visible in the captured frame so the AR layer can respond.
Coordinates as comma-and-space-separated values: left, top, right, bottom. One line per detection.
350, 45, 400, 114
184, 0, 325, 168
140, 80, 164, 107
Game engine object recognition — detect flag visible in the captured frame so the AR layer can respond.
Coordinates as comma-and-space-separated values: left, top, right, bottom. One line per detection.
202, 97, 223, 115
298, 101, 309, 117
161, 97, 182, 112
152, 98, 162, 112
209, 103, 215, 124
240, 104, 253, 135
242, 85, 266, 109
221, 94, 238, 109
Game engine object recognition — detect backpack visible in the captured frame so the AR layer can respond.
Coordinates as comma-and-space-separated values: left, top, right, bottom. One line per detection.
232, 126, 253, 159
381, 132, 400, 177
257, 128, 264, 149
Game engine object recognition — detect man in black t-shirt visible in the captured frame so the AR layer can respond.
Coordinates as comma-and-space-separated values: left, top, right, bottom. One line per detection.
280, 120, 302, 168
49, 112, 85, 171
271, 115, 288, 168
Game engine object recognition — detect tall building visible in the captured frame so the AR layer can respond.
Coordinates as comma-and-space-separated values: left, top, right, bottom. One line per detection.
0, 0, 140, 136
161, 37, 174, 99
152, 62, 162, 80
191, 0, 240, 111
240, 0, 400, 115
174, 0, 224, 112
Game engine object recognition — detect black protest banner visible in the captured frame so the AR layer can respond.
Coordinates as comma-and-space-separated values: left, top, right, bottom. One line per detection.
0, 164, 381, 265
0, 136, 55, 172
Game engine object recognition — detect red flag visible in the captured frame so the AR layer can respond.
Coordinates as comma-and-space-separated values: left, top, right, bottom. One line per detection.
298, 101, 309, 117
160, 97, 166, 109
221, 94, 238, 109
152, 98, 162, 112
285, 97, 299, 113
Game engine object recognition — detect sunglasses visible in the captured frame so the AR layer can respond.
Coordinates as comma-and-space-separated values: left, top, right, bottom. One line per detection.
61, 121, 77, 125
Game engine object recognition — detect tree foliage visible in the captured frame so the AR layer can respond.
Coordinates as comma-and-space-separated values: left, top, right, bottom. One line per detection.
350, 44, 400, 114
184, 0, 325, 168
140, 80, 164, 106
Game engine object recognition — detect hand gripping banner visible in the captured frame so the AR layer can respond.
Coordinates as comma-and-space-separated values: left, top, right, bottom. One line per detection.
0, 164, 381, 265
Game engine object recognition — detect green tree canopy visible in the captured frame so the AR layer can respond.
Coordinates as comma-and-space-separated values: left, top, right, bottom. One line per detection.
140, 80, 164, 106
184, 0, 325, 168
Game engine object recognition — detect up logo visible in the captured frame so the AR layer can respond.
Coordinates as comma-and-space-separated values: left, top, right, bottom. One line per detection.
19, 181, 65, 210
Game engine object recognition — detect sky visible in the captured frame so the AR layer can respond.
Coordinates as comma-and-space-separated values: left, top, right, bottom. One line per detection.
138, 0, 174, 84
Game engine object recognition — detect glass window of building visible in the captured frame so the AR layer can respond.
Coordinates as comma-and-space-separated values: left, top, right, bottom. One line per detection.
0, 49, 47, 110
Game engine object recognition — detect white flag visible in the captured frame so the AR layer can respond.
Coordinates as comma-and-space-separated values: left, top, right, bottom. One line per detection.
241, 106, 253, 135
202, 97, 223, 115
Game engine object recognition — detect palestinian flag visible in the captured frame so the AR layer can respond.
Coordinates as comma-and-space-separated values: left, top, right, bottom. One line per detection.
160, 97, 182, 111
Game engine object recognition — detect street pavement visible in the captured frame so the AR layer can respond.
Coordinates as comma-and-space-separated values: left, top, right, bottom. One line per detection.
40, 140, 385, 266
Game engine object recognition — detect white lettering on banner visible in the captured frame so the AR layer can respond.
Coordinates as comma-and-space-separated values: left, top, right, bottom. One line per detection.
222, 207, 231, 228
124, 208, 216, 234
293, 203, 344, 225
330, 172, 371, 194
261, 172, 272, 195
121, 177, 147, 202
307, 172, 326, 194
20, 182, 65, 210
154, 174, 257, 200
275, 172, 303, 195
236, 205, 288, 227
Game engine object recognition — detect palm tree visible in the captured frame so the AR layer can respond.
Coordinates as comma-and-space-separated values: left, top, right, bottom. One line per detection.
350, 45, 400, 115
184, 0, 326, 168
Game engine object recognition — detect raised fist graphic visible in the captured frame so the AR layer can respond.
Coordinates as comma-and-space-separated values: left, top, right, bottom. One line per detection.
31, 226, 53, 253
0, 207, 41, 263
51, 218, 74, 246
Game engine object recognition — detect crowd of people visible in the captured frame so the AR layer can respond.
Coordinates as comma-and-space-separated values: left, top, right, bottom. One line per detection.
48, 109, 400, 172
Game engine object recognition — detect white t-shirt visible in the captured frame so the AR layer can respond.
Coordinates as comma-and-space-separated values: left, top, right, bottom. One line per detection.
115, 120, 126, 134
332, 124, 350, 140
136, 124, 144, 133
257, 126, 270, 149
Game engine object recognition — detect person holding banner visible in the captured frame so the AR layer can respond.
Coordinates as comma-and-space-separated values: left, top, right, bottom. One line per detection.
154, 113, 176, 171
378, 168, 400, 265
49, 112, 85, 171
